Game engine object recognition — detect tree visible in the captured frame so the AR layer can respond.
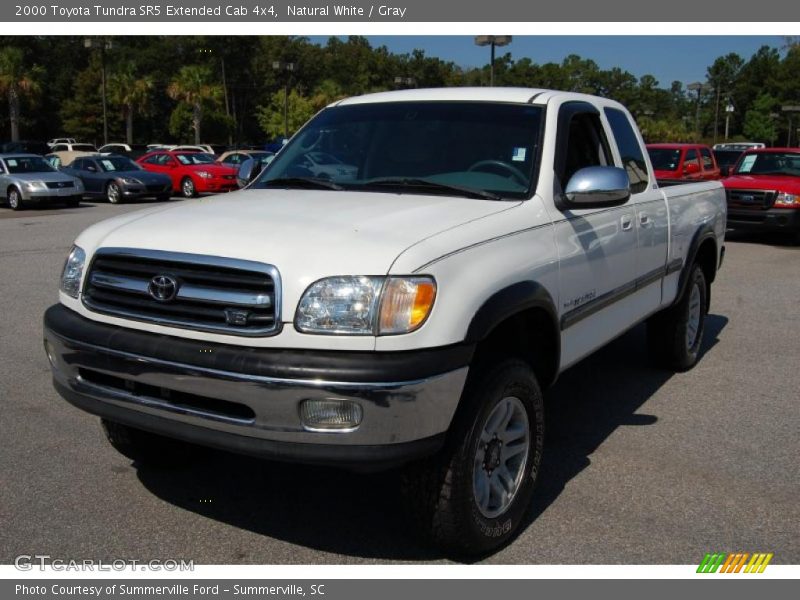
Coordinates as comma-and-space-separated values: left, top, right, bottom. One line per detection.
743, 93, 778, 144
0, 46, 43, 141
167, 65, 223, 144
256, 89, 315, 139
108, 63, 154, 144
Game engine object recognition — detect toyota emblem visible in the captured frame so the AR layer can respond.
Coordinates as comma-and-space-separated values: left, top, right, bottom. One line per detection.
148, 275, 179, 302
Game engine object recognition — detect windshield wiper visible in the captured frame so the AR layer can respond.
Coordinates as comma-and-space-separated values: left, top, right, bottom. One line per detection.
262, 177, 343, 191
361, 177, 502, 201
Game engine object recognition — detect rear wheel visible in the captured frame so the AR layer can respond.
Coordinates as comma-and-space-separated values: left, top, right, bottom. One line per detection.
7, 187, 23, 210
106, 182, 122, 204
181, 177, 197, 198
101, 419, 198, 467
647, 263, 708, 371
402, 359, 544, 556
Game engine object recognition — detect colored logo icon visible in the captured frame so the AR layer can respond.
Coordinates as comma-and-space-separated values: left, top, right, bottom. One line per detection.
697, 552, 774, 573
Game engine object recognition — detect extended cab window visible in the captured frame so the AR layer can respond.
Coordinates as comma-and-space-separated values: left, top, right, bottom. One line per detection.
604, 107, 649, 194
685, 149, 700, 168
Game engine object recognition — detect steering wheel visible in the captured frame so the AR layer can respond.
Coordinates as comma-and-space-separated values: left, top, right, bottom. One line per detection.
466, 160, 528, 186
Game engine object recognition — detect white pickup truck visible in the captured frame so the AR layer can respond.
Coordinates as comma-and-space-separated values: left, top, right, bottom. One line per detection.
44, 88, 726, 555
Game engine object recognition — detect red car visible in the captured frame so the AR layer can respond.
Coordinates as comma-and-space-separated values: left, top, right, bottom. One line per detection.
137, 150, 238, 198
646, 143, 721, 183
722, 147, 800, 239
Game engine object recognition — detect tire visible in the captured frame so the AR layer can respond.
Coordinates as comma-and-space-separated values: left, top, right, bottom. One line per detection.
101, 419, 198, 467
402, 359, 544, 556
647, 263, 708, 371
106, 182, 122, 204
7, 187, 23, 211
181, 177, 197, 198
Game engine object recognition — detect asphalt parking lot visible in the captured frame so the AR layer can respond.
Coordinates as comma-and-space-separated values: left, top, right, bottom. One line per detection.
0, 199, 798, 565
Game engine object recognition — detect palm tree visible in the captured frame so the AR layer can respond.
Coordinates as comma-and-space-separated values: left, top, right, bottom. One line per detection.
108, 63, 154, 145
0, 47, 43, 142
167, 65, 222, 144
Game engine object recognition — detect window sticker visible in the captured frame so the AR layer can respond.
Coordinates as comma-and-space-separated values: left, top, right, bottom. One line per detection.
512, 147, 527, 162
101, 160, 116, 171
738, 155, 756, 173
7, 159, 17, 167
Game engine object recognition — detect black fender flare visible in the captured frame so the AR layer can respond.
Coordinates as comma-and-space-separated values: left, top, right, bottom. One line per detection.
673, 223, 717, 306
464, 281, 560, 386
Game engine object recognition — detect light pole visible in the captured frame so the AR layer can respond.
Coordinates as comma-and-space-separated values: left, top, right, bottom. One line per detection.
199, 47, 232, 145
272, 61, 296, 140
84, 37, 112, 145
724, 101, 735, 140
474, 36, 512, 87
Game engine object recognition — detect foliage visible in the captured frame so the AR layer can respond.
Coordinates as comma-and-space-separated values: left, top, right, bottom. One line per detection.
1, 35, 800, 146
743, 94, 778, 144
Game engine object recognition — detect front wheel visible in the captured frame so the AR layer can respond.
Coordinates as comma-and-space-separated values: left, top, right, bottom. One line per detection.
402, 359, 544, 556
106, 182, 122, 204
647, 263, 708, 371
7, 187, 23, 210
181, 177, 197, 198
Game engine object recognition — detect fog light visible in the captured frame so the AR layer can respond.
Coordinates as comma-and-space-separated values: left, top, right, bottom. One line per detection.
300, 399, 363, 431
44, 339, 57, 368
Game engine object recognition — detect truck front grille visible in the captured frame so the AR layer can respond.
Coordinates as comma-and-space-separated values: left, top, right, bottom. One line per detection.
82, 248, 281, 336
726, 189, 775, 210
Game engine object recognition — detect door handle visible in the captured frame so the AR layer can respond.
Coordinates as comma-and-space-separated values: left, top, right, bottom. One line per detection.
621, 215, 633, 231
640, 214, 652, 227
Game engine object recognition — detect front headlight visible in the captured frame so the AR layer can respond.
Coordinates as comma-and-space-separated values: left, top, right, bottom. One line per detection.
295, 275, 436, 335
195, 171, 213, 179
60, 245, 86, 298
120, 177, 141, 185
24, 181, 46, 190
775, 192, 800, 207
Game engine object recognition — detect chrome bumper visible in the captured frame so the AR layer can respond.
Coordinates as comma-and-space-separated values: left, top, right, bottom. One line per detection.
44, 307, 469, 457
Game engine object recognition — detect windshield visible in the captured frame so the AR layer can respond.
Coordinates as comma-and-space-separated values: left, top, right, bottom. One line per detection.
98, 157, 140, 172
647, 148, 682, 171
4, 156, 55, 173
734, 152, 800, 176
252, 101, 544, 199
175, 152, 215, 165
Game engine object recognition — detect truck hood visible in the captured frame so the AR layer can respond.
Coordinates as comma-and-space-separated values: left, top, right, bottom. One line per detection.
75, 188, 518, 317
723, 174, 800, 194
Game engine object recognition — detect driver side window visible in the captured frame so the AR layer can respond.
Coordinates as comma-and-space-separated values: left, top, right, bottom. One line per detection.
560, 112, 612, 189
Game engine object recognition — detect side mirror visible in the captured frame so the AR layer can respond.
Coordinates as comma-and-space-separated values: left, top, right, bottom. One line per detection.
720, 166, 731, 177
237, 157, 257, 188
562, 166, 630, 209
683, 162, 701, 175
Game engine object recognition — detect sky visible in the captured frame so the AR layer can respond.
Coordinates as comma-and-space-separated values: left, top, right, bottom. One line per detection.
307, 36, 787, 88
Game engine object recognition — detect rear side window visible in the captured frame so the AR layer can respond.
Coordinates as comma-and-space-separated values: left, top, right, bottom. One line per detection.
685, 149, 699, 167
604, 108, 649, 194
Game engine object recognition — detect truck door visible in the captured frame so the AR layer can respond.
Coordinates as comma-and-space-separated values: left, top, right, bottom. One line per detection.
604, 107, 670, 319
552, 102, 638, 368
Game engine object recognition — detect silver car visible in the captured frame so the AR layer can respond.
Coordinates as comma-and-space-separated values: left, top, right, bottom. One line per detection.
0, 153, 84, 210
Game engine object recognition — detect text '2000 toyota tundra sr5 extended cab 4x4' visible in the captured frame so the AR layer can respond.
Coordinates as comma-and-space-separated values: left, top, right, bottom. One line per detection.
44, 88, 726, 555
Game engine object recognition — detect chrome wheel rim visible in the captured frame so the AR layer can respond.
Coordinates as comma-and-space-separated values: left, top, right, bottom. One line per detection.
183, 179, 194, 197
9, 190, 19, 208
473, 395, 530, 518
686, 282, 702, 350
108, 184, 120, 203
